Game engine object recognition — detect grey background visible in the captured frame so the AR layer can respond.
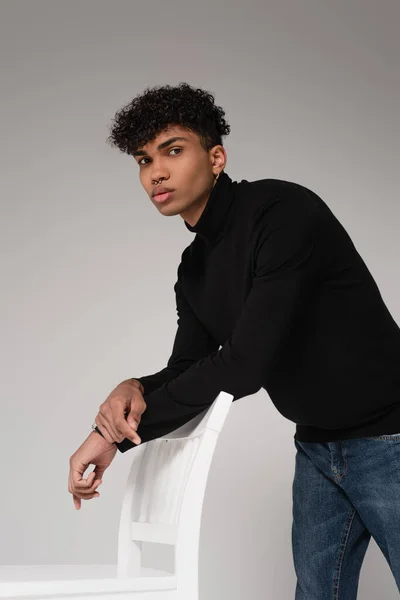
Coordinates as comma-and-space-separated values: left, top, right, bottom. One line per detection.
1, 0, 399, 598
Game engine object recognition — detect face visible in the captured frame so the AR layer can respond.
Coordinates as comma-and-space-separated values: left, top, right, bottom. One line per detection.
133, 124, 227, 226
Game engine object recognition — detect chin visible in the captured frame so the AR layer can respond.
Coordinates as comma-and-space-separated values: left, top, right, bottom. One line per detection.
157, 204, 182, 216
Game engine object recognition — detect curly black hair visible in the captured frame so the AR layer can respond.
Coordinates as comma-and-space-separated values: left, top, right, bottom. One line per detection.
106, 82, 231, 156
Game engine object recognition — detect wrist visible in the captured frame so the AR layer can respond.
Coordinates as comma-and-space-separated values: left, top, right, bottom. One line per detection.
128, 378, 145, 395
92, 425, 116, 446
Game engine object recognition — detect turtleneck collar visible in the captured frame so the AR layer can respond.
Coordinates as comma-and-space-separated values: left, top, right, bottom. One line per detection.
184, 171, 235, 244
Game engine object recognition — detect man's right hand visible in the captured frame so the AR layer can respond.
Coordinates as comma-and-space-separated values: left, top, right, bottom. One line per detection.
94, 379, 146, 445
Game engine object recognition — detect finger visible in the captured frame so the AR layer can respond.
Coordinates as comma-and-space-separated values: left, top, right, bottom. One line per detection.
74, 471, 99, 489
73, 491, 100, 508
72, 470, 94, 488
74, 478, 103, 495
72, 479, 102, 497
100, 395, 142, 443
71, 459, 87, 488
126, 414, 139, 428
101, 411, 124, 442
71, 466, 100, 498
97, 413, 124, 443
99, 403, 125, 441
85, 478, 102, 493
83, 492, 100, 500
114, 416, 142, 444
95, 416, 117, 443
105, 397, 141, 443
127, 414, 142, 443
73, 488, 101, 499
95, 415, 119, 444
118, 403, 143, 443
70, 471, 100, 506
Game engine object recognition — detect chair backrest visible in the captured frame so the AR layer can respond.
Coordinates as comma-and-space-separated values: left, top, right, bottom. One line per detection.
117, 390, 233, 590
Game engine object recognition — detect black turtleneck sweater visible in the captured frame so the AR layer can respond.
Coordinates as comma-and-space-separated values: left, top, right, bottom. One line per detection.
116, 172, 400, 452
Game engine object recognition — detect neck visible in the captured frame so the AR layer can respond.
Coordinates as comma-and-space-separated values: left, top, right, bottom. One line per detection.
180, 178, 218, 227
183, 171, 235, 244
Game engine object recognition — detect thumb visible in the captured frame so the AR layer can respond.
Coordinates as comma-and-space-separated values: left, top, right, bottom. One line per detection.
127, 401, 140, 429
127, 410, 139, 429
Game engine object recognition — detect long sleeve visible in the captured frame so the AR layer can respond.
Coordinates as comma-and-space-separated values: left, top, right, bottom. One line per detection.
117, 197, 324, 452
129, 270, 220, 395
115, 266, 220, 452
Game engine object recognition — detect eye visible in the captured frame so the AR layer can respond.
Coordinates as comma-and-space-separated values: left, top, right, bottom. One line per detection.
137, 147, 182, 166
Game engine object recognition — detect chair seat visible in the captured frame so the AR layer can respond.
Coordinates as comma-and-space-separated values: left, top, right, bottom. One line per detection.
0, 564, 177, 597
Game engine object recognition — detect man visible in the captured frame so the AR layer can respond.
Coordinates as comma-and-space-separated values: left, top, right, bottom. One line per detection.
68, 82, 400, 595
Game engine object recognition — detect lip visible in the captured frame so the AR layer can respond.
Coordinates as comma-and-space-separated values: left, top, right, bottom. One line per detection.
153, 191, 174, 203
152, 185, 174, 197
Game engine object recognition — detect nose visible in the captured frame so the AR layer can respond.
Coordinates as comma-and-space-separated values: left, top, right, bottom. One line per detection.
149, 160, 169, 184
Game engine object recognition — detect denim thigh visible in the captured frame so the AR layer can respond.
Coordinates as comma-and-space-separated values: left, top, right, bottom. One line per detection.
292, 439, 370, 600
292, 433, 400, 599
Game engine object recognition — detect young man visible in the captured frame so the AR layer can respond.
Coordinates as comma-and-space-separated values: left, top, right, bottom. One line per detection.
68, 83, 400, 595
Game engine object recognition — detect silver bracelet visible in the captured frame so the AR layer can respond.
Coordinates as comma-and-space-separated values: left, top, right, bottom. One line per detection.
91, 421, 104, 438
91, 421, 115, 443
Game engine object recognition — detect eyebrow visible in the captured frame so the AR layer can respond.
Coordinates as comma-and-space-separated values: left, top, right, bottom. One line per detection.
133, 136, 190, 157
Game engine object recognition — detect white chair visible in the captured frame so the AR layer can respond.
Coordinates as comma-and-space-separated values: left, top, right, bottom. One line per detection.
0, 391, 233, 600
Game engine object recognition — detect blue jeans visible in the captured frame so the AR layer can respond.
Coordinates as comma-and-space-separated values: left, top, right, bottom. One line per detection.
292, 434, 400, 599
